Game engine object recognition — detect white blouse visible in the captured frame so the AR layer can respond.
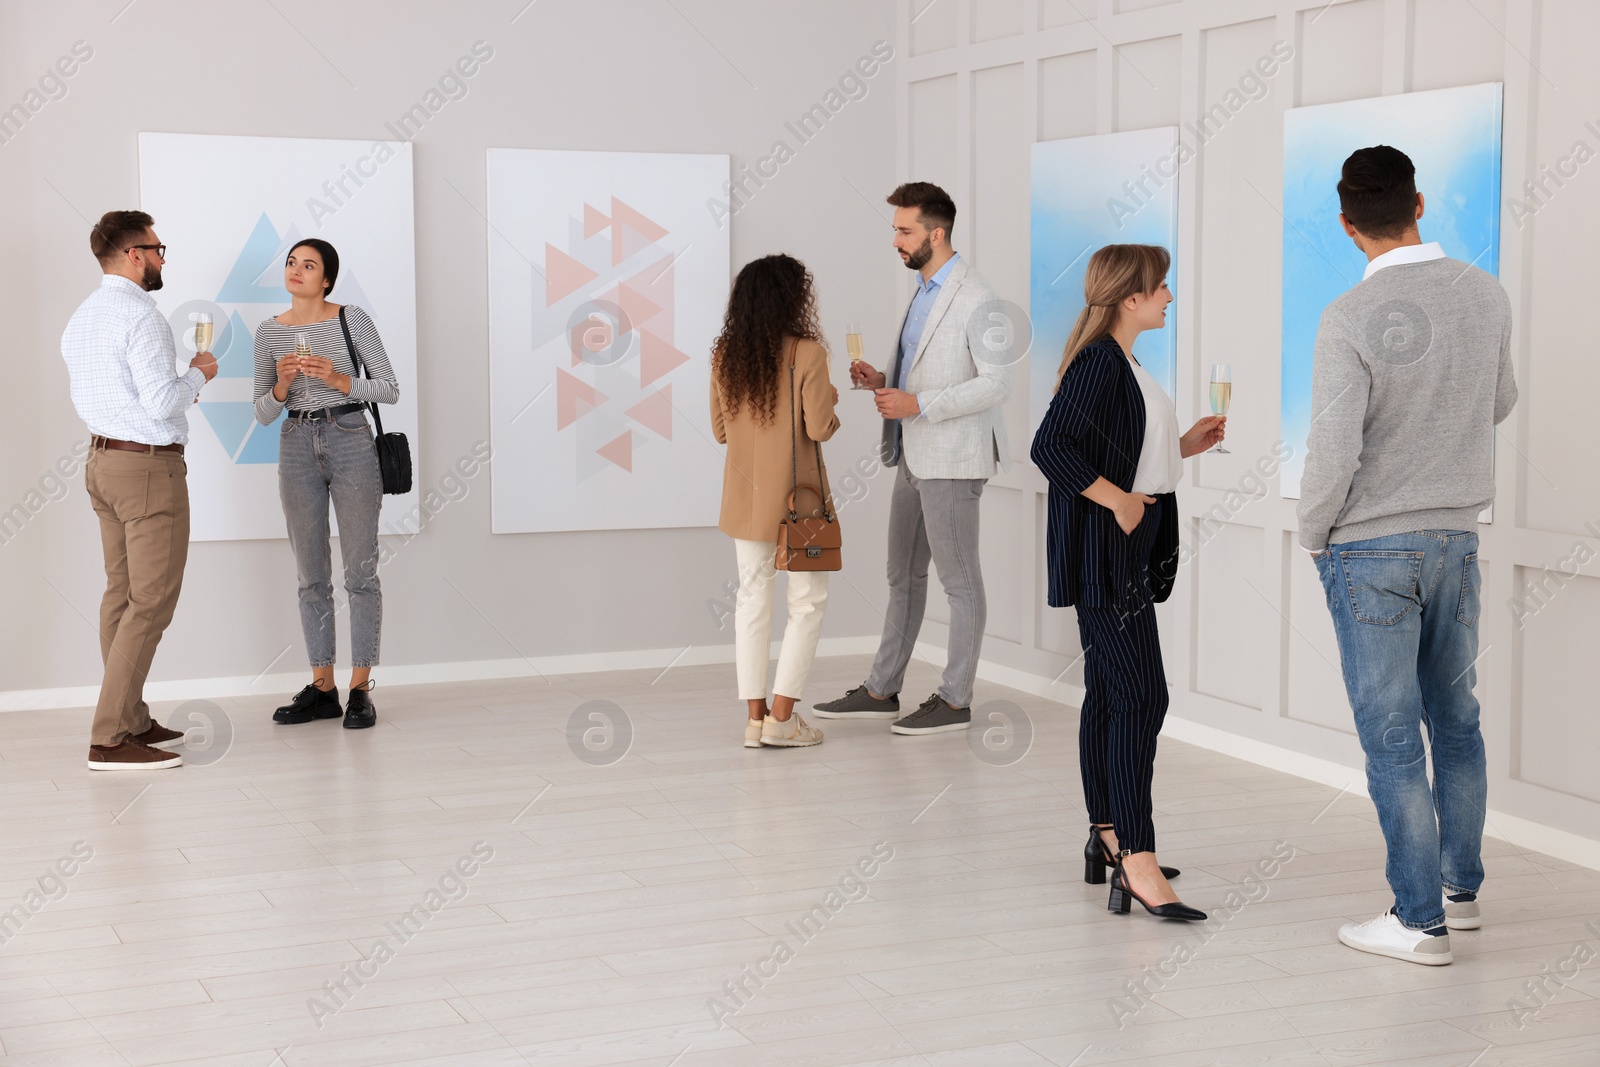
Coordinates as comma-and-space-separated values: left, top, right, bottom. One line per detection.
1129, 361, 1182, 495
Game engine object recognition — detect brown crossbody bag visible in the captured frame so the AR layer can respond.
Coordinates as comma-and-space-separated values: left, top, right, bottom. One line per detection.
775, 339, 842, 572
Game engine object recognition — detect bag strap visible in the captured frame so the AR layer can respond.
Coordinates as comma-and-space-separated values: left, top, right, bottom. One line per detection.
786, 338, 834, 523
338, 307, 386, 437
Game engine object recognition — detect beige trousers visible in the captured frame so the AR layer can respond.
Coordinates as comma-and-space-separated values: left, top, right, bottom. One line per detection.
85, 447, 190, 746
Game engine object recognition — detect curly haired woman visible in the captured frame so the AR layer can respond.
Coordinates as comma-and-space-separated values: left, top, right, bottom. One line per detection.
710, 254, 840, 750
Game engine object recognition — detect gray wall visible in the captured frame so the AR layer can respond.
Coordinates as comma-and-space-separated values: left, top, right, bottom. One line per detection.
0, 1, 901, 693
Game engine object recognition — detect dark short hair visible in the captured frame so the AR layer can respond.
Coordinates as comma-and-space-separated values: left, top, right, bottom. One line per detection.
287, 239, 340, 294
886, 181, 956, 240
90, 210, 155, 265
1338, 146, 1419, 240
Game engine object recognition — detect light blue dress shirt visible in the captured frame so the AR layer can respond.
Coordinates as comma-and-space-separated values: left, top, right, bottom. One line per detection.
896, 253, 959, 406
61, 275, 204, 445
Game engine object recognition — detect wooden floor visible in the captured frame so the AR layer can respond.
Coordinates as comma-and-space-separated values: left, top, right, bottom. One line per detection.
2, 655, 1598, 1066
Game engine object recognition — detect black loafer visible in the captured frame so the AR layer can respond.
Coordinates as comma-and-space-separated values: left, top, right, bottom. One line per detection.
274, 684, 342, 724
343, 685, 377, 729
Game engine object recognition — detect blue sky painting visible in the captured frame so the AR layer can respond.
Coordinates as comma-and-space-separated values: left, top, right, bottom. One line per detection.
1030, 128, 1180, 433
1280, 83, 1503, 498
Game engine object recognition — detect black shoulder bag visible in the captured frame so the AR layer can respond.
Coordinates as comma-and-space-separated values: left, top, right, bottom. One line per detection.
337, 307, 413, 495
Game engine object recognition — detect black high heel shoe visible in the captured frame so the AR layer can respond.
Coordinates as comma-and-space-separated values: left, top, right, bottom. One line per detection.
1107, 852, 1206, 921
1083, 825, 1180, 885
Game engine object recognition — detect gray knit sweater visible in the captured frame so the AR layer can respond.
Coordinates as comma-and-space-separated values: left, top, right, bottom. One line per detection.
1297, 255, 1518, 551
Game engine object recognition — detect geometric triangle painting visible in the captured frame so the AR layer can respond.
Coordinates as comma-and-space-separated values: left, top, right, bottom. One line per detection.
138, 131, 420, 542
487, 148, 729, 533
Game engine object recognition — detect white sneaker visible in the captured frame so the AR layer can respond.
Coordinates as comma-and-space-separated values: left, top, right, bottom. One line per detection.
744, 719, 763, 749
1338, 909, 1452, 965
1444, 892, 1481, 930
760, 713, 823, 747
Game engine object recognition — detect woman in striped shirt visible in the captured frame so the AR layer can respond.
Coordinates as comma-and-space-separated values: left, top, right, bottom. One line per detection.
252, 239, 399, 730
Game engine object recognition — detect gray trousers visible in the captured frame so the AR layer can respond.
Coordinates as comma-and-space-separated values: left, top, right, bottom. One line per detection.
279, 411, 384, 669
865, 461, 987, 708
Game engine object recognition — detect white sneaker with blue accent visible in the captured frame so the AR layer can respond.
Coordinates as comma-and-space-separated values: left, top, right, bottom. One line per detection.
1338, 909, 1453, 965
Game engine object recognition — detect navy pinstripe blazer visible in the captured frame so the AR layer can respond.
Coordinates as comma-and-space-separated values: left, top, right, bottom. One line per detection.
1030, 338, 1179, 610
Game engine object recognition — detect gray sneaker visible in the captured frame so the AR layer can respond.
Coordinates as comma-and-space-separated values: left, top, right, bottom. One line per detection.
812, 685, 899, 720
1444, 892, 1481, 930
890, 694, 971, 735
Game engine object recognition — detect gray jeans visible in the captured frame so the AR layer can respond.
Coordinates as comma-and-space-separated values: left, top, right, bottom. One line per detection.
865, 462, 986, 707
279, 411, 383, 668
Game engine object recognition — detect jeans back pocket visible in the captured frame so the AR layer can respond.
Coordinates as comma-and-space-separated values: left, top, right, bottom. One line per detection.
1458, 552, 1481, 626
1340, 550, 1424, 626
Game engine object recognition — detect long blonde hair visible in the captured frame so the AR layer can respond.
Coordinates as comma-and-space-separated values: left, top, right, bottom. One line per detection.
1054, 244, 1171, 390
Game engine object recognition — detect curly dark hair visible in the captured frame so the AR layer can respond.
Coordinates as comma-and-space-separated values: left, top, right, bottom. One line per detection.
712, 254, 825, 426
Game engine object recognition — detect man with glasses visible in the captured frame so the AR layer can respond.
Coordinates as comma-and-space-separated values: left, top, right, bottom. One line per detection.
61, 210, 217, 770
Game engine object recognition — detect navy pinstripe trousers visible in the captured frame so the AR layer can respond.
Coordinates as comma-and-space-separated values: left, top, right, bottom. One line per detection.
1073, 504, 1170, 856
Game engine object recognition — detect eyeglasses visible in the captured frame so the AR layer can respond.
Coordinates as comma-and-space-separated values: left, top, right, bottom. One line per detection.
126, 243, 167, 258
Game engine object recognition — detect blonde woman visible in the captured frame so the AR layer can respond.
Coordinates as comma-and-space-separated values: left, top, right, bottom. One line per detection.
1030, 244, 1224, 922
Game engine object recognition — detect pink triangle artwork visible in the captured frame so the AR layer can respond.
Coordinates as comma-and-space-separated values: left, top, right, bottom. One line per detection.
596, 430, 633, 472
487, 149, 729, 534
639, 330, 691, 389
624, 385, 673, 440
625, 254, 676, 347
556, 367, 608, 430
614, 280, 663, 331
610, 197, 670, 266
545, 244, 599, 307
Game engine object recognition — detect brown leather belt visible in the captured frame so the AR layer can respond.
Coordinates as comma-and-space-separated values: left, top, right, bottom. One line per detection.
92, 435, 184, 455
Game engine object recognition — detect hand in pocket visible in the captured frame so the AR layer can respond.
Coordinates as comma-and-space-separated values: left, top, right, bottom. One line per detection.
1114, 492, 1156, 536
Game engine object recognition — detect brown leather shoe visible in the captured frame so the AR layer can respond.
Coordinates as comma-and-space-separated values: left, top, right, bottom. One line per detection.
88, 741, 183, 771
132, 720, 186, 751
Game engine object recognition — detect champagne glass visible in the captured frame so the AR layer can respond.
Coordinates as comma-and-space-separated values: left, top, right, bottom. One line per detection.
1208, 364, 1232, 454
193, 312, 214, 354
845, 322, 868, 389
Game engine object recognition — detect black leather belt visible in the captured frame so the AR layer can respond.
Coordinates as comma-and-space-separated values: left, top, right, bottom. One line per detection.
288, 403, 365, 421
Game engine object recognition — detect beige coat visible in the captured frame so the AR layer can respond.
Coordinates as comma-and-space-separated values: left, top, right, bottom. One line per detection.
711, 336, 840, 541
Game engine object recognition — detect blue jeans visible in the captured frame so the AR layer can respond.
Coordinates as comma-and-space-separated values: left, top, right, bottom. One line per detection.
1314, 531, 1486, 929
279, 411, 383, 668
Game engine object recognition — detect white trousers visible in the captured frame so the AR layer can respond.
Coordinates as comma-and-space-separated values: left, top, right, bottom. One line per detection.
733, 538, 830, 700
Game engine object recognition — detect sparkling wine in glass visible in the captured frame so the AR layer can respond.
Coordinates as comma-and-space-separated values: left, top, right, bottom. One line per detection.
293, 332, 313, 382
193, 312, 214, 354
1208, 364, 1232, 454
846, 322, 868, 389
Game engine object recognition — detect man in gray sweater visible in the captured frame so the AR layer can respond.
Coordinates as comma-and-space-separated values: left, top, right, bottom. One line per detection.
1299, 145, 1517, 966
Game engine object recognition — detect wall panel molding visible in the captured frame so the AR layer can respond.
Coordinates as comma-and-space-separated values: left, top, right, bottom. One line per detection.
898, 0, 1599, 855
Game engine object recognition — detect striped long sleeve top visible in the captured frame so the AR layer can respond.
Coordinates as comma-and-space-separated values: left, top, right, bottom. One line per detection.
252, 305, 399, 425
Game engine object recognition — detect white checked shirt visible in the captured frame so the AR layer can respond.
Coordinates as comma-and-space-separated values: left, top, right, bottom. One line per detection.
61, 274, 205, 445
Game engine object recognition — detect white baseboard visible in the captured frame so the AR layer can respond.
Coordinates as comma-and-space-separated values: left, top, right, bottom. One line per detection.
967, 651, 1600, 874
0, 635, 880, 714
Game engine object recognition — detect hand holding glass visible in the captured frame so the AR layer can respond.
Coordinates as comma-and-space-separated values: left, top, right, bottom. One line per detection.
846, 322, 869, 389
1208, 364, 1231, 454
193, 312, 213, 354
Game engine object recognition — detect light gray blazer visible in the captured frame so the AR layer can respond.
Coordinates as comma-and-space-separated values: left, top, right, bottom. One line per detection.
883, 257, 1012, 480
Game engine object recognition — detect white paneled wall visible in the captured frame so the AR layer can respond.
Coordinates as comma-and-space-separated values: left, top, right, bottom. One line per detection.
896, 0, 1600, 859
